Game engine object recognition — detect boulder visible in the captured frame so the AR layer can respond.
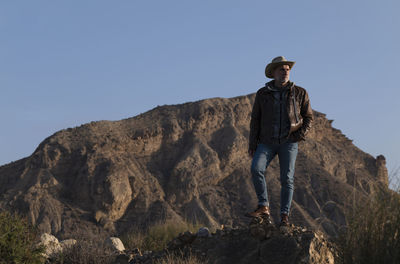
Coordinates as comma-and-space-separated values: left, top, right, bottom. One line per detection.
40, 233, 62, 258
197, 227, 211, 238
106, 237, 125, 252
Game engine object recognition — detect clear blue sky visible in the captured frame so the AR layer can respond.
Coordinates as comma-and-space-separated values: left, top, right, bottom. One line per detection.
1, 1, 399, 185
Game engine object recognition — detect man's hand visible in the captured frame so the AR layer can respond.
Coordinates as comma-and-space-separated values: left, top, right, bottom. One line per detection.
248, 149, 255, 158
290, 129, 305, 142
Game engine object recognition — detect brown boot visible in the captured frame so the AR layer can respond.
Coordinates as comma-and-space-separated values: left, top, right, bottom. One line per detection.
245, 205, 270, 218
280, 213, 289, 226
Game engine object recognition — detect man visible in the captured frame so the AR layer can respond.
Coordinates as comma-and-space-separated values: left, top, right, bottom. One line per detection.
245, 56, 313, 226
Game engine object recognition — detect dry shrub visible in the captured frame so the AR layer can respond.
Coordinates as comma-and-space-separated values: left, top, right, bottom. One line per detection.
337, 184, 400, 264
50, 232, 114, 264
121, 220, 204, 252
389, 166, 400, 191
155, 251, 207, 264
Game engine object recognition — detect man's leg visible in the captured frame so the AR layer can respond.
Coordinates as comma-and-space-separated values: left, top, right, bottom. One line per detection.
250, 143, 277, 207
277, 141, 298, 216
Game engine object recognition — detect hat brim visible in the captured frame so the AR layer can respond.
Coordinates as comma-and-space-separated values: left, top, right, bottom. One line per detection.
265, 61, 295, 78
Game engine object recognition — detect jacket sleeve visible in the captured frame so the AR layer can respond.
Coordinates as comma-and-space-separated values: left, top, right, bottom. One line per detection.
297, 89, 313, 139
249, 92, 261, 151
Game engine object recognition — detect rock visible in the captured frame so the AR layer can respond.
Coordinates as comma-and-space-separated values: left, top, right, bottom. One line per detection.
167, 231, 196, 250
376, 155, 389, 185
305, 232, 335, 264
197, 227, 211, 237
113, 253, 130, 264
250, 225, 265, 239
178, 231, 196, 244
222, 225, 232, 233
60, 238, 77, 250
40, 233, 62, 258
249, 215, 276, 240
167, 237, 183, 250
130, 247, 142, 256
132, 223, 337, 264
105, 237, 125, 252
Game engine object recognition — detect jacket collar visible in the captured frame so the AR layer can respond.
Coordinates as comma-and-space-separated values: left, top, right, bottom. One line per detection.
265, 80, 294, 92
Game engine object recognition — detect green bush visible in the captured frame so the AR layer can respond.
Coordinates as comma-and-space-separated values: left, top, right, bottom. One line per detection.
0, 210, 45, 264
121, 220, 204, 252
337, 186, 400, 264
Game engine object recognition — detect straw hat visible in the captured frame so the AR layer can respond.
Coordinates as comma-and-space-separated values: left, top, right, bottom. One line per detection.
265, 56, 295, 78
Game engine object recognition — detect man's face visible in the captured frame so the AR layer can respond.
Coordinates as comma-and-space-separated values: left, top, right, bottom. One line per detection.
273, 64, 291, 84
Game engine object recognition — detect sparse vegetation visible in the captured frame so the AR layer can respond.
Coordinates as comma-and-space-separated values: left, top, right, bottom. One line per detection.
0, 210, 45, 264
155, 250, 208, 264
389, 166, 400, 191
337, 182, 400, 264
121, 220, 204, 252
50, 236, 114, 264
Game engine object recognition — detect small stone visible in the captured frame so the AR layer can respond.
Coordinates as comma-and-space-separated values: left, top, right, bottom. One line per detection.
280, 225, 291, 235
223, 225, 232, 232
105, 237, 125, 252
178, 231, 196, 244
114, 253, 130, 264
132, 248, 142, 256
197, 227, 211, 237
167, 238, 183, 250
137, 255, 145, 261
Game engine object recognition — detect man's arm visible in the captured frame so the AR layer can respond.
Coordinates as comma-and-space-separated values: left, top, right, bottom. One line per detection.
297, 89, 313, 139
249, 92, 261, 152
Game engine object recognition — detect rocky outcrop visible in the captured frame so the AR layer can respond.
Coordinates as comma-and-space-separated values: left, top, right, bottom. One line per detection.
130, 220, 336, 264
39, 222, 336, 264
0, 93, 388, 239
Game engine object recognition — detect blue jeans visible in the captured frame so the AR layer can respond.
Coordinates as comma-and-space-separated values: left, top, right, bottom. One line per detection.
250, 141, 298, 215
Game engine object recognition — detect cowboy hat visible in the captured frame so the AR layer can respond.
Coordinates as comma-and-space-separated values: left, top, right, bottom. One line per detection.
265, 56, 295, 78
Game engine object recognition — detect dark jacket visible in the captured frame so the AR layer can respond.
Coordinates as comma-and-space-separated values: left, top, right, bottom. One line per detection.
248, 81, 313, 151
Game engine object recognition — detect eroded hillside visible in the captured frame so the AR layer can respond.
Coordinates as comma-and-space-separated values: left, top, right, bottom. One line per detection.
0, 93, 388, 239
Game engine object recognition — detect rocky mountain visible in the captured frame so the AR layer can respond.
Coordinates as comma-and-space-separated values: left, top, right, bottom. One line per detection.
0, 93, 388, 239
